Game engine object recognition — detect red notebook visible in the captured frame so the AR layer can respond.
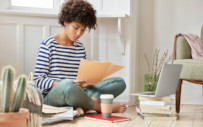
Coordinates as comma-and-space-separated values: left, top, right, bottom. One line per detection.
84, 114, 131, 123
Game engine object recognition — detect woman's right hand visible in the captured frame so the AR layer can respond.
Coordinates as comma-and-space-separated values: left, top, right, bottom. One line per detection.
73, 80, 90, 88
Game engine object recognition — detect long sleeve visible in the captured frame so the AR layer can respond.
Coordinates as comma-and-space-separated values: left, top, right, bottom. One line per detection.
34, 37, 86, 91
34, 42, 55, 90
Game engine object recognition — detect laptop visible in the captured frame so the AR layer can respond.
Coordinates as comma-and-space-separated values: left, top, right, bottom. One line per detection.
131, 64, 182, 97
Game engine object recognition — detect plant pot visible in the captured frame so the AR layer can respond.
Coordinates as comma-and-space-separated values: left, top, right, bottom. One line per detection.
0, 108, 29, 127
144, 74, 159, 92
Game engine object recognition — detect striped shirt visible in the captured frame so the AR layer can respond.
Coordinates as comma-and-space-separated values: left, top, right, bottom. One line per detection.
34, 36, 86, 91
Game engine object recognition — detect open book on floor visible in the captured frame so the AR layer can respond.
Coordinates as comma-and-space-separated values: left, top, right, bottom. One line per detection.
42, 104, 70, 114
76, 59, 124, 85
42, 104, 78, 125
84, 114, 131, 123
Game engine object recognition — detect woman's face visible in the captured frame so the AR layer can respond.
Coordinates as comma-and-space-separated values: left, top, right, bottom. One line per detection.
64, 21, 86, 42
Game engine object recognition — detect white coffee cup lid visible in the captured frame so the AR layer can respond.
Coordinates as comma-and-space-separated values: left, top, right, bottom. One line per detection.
100, 94, 114, 99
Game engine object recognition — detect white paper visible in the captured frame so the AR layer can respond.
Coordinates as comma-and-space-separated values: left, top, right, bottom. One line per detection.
42, 107, 78, 125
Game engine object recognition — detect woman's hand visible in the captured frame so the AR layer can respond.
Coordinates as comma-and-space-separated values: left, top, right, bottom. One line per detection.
73, 80, 90, 88
51, 81, 59, 89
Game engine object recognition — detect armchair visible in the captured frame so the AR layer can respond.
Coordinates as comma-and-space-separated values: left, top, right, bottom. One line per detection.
174, 26, 203, 113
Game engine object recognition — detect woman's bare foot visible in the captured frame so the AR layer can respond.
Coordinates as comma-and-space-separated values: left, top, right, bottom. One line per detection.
91, 97, 102, 112
91, 97, 127, 113
112, 102, 127, 113
75, 107, 84, 117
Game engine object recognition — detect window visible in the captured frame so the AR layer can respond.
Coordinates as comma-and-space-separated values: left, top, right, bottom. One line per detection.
0, 0, 67, 17
7, 0, 65, 11
11, 0, 54, 9
1, 0, 130, 18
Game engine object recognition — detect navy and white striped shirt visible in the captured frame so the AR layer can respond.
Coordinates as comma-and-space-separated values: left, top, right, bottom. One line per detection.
34, 36, 86, 91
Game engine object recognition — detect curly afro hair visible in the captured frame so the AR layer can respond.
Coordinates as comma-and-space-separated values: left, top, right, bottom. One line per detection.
58, 0, 97, 30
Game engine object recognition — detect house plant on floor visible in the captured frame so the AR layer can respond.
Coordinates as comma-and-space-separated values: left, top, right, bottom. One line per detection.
144, 49, 172, 91
0, 65, 29, 127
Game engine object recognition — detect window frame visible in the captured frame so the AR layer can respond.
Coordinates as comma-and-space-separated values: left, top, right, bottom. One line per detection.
0, 0, 130, 18
5, 0, 63, 13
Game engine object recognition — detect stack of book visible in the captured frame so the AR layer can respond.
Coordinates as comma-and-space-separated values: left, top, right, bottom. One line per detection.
136, 96, 176, 120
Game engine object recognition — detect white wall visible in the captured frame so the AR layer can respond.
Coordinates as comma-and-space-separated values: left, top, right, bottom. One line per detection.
0, 0, 136, 105
1, 0, 202, 105
139, 0, 203, 104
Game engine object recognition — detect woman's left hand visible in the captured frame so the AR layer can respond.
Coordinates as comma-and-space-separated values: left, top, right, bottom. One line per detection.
73, 80, 90, 88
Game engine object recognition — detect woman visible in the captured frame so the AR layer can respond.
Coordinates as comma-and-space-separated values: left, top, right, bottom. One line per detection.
34, 0, 127, 116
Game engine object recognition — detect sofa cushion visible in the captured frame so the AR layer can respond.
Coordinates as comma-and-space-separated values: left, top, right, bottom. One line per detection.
174, 59, 203, 80
176, 36, 192, 59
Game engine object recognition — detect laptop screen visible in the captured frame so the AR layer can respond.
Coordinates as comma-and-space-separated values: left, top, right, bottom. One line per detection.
155, 64, 182, 97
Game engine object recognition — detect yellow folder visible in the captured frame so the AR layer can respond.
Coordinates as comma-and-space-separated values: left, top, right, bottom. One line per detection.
76, 59, 124, 85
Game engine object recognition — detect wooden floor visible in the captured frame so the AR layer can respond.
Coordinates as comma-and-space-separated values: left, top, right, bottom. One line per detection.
43, 104, 203, 127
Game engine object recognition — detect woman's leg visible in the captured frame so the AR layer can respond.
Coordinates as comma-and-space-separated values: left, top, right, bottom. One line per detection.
43, 79, 94, 110
83, 77, 127, 112
84, 77, 126, 99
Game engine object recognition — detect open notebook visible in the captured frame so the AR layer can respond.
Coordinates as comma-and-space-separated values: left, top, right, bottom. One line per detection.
42, 104, 78, 125
76, 59, 124, 85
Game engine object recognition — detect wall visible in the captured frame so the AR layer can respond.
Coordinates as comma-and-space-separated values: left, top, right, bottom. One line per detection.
2, 0, 202, 105
0, 0, 138, 105
139, 0, 203, 104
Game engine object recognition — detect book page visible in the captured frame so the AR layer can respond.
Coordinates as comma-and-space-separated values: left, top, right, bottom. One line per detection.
76, 59, 123, 85
138, 96, 171, 102
103, 61, 124, 78
42, 107, 78, 125
77, 59, 111, 85
42, 104, 70, 114
76, 59, 92, 81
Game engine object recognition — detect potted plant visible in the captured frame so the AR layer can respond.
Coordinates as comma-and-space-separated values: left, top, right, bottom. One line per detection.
0, 65, 29, 127
144, 49, 172, 91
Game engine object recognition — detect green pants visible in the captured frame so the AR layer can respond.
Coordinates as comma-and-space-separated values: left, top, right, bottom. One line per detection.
43, 77, 126, 110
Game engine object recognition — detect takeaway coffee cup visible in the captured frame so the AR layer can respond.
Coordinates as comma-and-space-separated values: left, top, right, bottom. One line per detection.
100, 94, 114, 118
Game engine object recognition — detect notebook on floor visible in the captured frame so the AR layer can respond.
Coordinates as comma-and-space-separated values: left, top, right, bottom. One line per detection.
85, 114, 131, 123
131, 64, 182, 97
